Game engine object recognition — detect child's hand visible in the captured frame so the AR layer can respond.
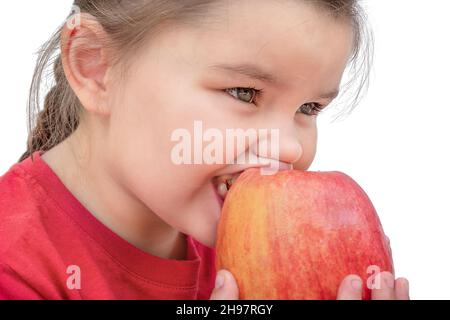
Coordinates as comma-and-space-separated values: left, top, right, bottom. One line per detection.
337, 273, 410, 300
210, 269, 239, 300
210, 269, 410, 300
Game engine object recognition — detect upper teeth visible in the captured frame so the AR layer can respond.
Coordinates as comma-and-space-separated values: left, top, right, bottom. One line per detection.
215, 174, 240, 199
217, 182, 228, 198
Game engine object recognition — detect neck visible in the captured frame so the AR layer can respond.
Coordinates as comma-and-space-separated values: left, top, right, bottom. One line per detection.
41, 124, 187, 261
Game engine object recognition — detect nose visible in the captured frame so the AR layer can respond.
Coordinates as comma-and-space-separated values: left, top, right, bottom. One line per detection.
250, 123, 303, 174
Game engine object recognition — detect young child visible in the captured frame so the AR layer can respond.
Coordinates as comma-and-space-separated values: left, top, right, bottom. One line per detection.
0, 0, 409, 300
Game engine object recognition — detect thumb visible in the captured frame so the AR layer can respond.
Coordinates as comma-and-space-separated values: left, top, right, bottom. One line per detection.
210, 269, 239, 300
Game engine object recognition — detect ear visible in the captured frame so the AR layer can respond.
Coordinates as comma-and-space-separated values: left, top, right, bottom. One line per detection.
60, 13, 114, 116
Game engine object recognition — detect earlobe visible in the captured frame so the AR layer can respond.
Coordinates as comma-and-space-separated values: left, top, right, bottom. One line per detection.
60, 13, 112, 116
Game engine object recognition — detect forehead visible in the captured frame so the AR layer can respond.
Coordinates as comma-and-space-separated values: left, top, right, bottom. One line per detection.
185, 0, 355, 90
132, 0, 356, 97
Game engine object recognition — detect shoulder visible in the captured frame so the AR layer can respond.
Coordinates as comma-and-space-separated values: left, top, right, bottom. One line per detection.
0, 160, 44, 258
1, 160, 36, 203
0, 160, 40, 219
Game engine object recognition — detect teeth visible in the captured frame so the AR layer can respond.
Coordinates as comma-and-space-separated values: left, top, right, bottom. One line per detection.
215, 172, 242, 200
219, 174, 233, 183
217, 182, 228, 198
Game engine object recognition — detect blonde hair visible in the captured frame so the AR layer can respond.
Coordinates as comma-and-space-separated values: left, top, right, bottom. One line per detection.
19, 0, 371, 162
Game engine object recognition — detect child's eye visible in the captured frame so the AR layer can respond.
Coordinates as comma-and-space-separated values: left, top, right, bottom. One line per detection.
297, 102, 325, 116
224, 87, 324, 117
224, 87, 261, 105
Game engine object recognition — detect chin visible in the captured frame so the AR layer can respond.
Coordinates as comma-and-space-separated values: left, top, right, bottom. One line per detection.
178, 174, 233, 250
187, 185, 225, 249
187, 225, 217, 249
188, 207, 220, 250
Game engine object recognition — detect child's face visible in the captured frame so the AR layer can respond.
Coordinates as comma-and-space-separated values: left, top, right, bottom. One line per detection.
104, 0, 354, 248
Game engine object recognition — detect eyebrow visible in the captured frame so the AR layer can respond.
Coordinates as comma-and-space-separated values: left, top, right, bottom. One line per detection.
207, 62, 340, 101
207, 63, 279, 84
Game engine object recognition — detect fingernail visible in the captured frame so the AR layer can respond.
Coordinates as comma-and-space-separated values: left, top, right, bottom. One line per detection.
351, 278, 362, 290
215, 272, 225, 290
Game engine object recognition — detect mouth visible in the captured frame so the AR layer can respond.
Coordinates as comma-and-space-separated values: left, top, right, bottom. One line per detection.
211, 162, 293, 208
212, 171, 243, 204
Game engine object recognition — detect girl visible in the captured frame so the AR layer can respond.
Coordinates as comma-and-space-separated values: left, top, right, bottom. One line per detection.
0, 0, 409, 299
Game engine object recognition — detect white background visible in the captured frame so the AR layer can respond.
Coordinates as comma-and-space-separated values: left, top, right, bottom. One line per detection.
1, 1, 449, 299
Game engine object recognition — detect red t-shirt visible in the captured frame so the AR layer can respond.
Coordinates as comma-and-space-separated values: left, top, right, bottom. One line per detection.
0, 151, 216, 299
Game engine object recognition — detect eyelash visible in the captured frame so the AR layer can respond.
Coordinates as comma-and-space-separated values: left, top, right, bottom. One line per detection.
224, 87, 325, 116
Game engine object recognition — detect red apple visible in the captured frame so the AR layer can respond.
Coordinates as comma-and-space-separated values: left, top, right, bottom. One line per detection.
215, 168, 394, 300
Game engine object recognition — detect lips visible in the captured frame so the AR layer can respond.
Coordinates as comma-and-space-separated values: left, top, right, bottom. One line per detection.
212, 162, 294, 206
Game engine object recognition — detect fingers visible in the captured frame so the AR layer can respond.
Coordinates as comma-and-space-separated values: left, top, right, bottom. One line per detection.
337, 274, 363, 300
371, 271, 396, 300
338, 272, 410, 300
394, 277, 410, 300
210, 269, 239, 300
209, 269, 408, 301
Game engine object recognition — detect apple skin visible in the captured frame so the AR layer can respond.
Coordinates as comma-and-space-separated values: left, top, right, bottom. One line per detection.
215, 168, 394, 300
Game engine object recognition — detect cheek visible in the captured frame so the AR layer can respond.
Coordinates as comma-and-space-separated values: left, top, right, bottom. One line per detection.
109, 89, 220, 187
109, 80, 181, 154
294, 124, 318, 170
303, 142, 317, 169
